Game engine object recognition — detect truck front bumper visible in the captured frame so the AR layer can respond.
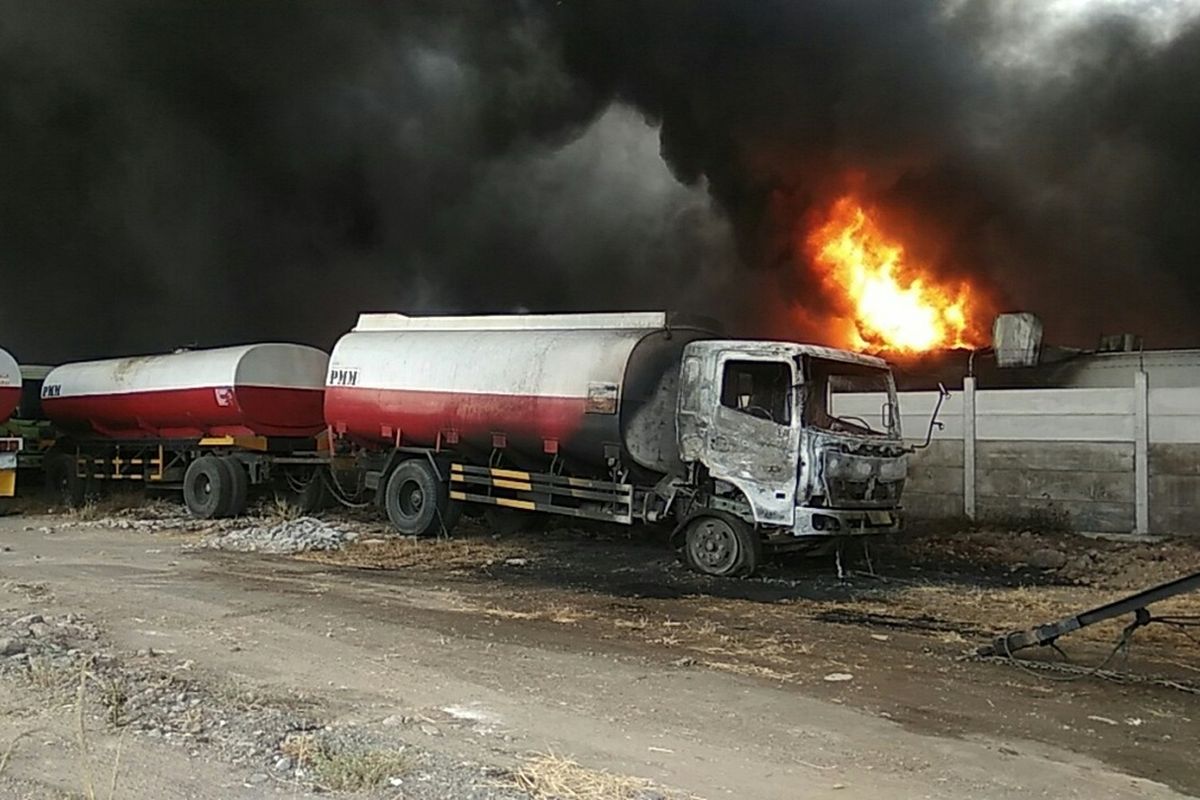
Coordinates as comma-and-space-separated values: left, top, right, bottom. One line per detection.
789, 507, 902, 537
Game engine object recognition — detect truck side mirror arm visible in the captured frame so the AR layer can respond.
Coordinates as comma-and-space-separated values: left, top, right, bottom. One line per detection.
909, 382, 949, 452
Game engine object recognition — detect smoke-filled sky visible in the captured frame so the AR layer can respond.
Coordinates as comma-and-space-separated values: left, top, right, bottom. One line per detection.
1, 1, 1198, 362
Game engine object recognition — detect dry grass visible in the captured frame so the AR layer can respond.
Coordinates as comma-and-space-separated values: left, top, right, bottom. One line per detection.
23, 655, 76, 691
312, 748, 413, 792
804, 582, 1200, 650
263, 494, 305, 523
280, 733, 413, 792
0, 728, 43, 779
61, 489, 152, 521
701, 660, 801, 682
457, 599, 596, 625
63, 500, 102, 522
298, 534, 531, 571
507, 752, 693, 800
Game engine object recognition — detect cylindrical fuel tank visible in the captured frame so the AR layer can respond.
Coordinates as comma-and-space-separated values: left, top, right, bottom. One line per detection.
0, 347, 19, 423
325, 313, 713, 475
42, 344, 329, 439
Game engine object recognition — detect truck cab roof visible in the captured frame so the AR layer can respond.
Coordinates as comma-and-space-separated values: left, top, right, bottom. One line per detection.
687, 340, 889, 370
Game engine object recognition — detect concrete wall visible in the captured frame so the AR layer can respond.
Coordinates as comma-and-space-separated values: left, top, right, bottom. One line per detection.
973, 441, 1135, 532
904, 440, 963, 519
834, 378, 1200, 536
1149, 443, 1200, 535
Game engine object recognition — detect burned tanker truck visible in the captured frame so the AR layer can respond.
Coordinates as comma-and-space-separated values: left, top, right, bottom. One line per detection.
324, 312, 912, 576
35, 312, 915, 576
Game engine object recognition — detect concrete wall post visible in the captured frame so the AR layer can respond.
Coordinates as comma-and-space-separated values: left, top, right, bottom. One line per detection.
963, 376, 977, 520
1134, 370, 1150, 535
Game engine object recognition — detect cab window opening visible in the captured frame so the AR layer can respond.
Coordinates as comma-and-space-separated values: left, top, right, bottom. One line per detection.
719, 360, 791, 425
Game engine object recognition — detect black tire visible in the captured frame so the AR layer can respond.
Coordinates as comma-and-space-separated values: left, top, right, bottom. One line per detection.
682, 513, 762, 577
220, 456, 249, 517
44, 452, 86, 508
183, 456, 232, 519
384, 459, 445, 537
439, 494, 462, 536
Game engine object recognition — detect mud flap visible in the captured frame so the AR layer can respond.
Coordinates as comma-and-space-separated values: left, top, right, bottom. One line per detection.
0, 450, 16, 497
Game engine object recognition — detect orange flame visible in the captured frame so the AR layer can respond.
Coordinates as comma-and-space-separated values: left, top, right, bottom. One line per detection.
805, 196, 985, 353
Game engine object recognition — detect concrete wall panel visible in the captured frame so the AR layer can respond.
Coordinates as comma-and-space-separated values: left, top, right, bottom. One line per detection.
976, 441, 1134, 473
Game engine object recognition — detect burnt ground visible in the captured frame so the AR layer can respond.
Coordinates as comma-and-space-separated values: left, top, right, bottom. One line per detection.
299, 519, 1200, 791
0, 509, 1198, 799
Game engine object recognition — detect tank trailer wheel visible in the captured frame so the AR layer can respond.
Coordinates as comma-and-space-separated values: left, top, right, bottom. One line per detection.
384, 459, 446, 537
45, 452, 86, 509
219, 456, 249, 517
183, 456, 234, 519
683, 514, 761, 577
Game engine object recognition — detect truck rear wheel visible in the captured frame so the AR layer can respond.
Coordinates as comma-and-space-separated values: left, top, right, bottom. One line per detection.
183, 456, 232, 519
45, 452, 86, 509
219, 456, 249, 517
683, 513, 761, 578
384, 459, 450, 537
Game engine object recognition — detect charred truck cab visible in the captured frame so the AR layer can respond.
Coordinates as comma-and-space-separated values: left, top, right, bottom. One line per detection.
325, 313, 911, 579
674, 341, 904, 573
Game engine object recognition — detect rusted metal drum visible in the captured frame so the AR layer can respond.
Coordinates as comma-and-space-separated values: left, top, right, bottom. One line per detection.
42, 344, 329, 439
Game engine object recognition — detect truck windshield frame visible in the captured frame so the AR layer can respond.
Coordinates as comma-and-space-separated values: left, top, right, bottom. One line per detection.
798, 356, 899, 438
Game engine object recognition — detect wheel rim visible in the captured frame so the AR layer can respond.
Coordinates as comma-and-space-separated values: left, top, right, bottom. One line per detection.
688, 518, 740, 574
397, 479, 424, 518
197, 473, 212, 498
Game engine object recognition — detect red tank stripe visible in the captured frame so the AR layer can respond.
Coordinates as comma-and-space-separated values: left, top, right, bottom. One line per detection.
44, 385, 325, 439
325, 386, 589, 446
0, 386, 19, 423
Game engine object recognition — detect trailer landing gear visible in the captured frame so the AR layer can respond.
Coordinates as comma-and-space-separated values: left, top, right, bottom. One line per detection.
682, 513, 761, 578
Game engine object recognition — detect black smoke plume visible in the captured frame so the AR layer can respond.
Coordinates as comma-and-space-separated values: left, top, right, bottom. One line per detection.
0, 1, 1197, 362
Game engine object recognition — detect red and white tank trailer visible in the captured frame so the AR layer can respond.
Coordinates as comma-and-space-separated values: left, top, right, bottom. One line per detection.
40, 313, 916, 576
40, 344, 330, 515
0, 347, 22, 497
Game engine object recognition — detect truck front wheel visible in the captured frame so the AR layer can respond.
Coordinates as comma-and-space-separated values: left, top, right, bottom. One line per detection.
682, 513, 761, 578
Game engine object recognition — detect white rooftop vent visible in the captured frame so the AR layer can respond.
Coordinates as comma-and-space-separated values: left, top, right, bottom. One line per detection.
993, 313, 1043, 368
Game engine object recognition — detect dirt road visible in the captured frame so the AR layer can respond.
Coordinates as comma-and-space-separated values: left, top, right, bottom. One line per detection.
0, 513, 1196, 799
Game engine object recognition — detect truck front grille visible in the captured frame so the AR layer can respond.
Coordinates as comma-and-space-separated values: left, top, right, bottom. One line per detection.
827, 477, 904, 507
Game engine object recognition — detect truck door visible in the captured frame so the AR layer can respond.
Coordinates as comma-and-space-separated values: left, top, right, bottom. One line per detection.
698, 352, 799, 526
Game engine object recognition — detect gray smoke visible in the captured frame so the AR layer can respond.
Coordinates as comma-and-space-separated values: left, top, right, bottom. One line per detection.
0, 1, 1197, 363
